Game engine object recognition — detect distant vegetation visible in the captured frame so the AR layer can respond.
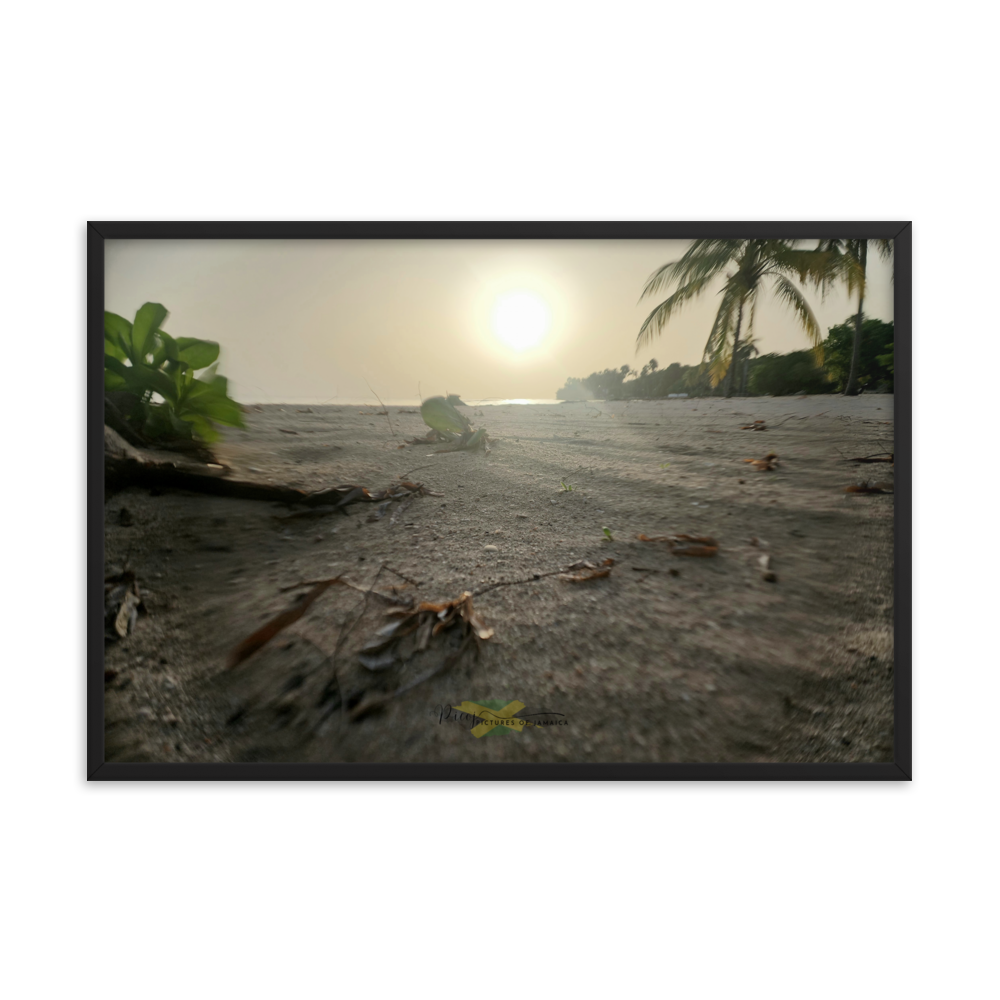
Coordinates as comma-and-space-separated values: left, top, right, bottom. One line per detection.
557, 314, 894, 399
633, 238, 893, 398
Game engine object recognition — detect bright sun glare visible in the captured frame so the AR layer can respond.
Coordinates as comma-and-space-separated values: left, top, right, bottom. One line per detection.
491, 290, 551, 351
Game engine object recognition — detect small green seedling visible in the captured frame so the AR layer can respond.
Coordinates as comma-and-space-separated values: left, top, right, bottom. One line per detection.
602, 527, 614, 542
560, 480, 573, 491
660, 462, 671, 469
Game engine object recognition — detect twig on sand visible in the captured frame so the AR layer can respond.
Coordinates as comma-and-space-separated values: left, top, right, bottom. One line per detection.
399, 463, 437, 479
384, 565, 421, 587
769, 414, 799, 429
363, 377, 396, 439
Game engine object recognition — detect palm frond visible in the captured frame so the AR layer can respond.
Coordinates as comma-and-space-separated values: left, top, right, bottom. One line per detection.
636, 274, 717, 350
707, 348, 732, 388
639, 239, 744, 300
701, 283, 742, 362
771, 275, 823, 362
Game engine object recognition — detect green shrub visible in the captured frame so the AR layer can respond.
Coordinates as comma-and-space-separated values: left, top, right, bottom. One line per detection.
104, 302, 245, 443
748, 350, 833, 396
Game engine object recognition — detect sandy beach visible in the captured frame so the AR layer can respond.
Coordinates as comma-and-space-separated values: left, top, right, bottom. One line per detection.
104, 394, 895, 764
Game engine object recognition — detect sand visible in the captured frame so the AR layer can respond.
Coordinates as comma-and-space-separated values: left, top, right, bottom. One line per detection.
103, 394, 895, 764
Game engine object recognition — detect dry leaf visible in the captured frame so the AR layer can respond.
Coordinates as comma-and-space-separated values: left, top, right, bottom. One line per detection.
758, 553, 778, 582
636, 533, 719, 557
744, 452, 779, 471
558, 567, 612, 582
226, 578, 340, 669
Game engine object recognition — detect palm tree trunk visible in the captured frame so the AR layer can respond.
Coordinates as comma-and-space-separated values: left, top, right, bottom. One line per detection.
741, 352, 750, 395
724, 299, 744, 398
845, 242, 868, 396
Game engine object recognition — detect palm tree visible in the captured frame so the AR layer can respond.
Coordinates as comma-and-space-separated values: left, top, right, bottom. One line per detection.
637, 239, 824, 398
738, 338, 759, 396
809, 240, 893, 395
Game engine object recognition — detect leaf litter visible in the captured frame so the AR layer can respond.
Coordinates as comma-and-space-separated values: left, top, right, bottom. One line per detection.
636, 534, 719, 557
744, 452, 779, 471
105, 569, 145, 641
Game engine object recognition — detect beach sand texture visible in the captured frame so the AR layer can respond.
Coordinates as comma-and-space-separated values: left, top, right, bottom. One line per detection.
104, 395, 895, 764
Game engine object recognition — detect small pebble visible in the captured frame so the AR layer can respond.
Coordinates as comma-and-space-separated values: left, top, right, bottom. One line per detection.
483, 544, 499, 552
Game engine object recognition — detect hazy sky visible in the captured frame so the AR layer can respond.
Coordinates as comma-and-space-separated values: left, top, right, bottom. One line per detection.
105, 239, 894, 403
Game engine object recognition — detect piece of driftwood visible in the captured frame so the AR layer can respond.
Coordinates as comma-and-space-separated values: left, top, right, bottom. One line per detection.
105, 426, 439, 511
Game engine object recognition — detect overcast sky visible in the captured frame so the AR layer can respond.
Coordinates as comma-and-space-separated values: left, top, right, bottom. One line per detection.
105, 239, 894, 403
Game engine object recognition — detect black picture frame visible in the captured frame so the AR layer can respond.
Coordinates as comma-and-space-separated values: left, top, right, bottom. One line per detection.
86, 221, 912, 781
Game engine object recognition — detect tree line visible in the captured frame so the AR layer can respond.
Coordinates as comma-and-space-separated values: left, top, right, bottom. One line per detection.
633, 238, 893, 398
557, 314, 893, 400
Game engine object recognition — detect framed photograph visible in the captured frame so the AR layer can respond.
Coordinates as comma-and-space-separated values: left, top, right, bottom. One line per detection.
89, 222, 910, 780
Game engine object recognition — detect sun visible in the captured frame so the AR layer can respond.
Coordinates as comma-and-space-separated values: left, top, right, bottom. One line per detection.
490, 290, 551, 351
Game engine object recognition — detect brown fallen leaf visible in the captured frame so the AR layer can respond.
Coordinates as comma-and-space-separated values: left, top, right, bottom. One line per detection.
636, 533, 719, 557
226, 578, 340, 669
558, 567, 612, 582
741, 420, 767, 430
744, 452, 779, 471
105, 570, 144, 641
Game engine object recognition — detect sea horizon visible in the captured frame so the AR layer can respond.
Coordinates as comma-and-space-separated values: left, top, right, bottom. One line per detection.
240, 397, 566, 407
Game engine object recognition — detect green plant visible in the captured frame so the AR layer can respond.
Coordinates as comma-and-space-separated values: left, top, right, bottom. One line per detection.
637, 240, 826, 397
560, 479, 573, 491
822, 315, 894, 392
602, 527, 614, 541
876, 341, 894, 375
104, 303, 245, 443
807, 239, 893, 395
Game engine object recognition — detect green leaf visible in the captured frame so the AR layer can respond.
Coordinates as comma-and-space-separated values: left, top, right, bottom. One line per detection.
175, 337, 220, 370
104, 312, 131, 361
151, 330, 181, 368
180, 375, 246, 428
106, 355, 177, 403
104, 354, 130, 380
131, 303, 169, 361
421, 396, 470, 436
180, 412, 221, 442
602, 527, 614, 541
104, 370, 127, 391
